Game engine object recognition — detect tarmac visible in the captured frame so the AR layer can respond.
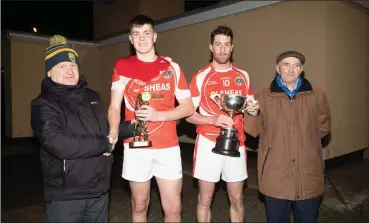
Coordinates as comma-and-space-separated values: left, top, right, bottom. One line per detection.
1, 139, 369, 223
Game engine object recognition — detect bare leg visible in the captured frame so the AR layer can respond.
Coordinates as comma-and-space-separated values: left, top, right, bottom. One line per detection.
129, 181, 151, 222
197, 180, 216, 222
227, 181, 245, 222
155, 177, 182, 222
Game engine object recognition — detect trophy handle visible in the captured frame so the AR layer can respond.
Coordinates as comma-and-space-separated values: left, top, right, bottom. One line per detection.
210, 93, 222, 109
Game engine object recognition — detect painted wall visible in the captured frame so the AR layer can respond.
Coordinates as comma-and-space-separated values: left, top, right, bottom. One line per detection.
93, 0, 184, 39
323, 1, 369, 158
2, 37, 12, 138
8, 38, 100, 138
98, 42, 131, 103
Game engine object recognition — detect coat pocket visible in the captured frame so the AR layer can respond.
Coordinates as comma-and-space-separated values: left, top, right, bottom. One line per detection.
315, 147, 325, 174
261, 147, 271, 178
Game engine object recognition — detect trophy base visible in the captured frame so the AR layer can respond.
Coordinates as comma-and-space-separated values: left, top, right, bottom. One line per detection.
129, 141, 152, 148
212, 128, 240, 157
212, 147, 240, 157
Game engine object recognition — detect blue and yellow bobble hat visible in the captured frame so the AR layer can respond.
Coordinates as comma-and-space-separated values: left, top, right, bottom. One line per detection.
44, 35, 79, 73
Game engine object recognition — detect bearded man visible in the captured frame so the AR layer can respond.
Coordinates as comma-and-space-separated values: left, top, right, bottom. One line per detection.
186, 25, 254, 223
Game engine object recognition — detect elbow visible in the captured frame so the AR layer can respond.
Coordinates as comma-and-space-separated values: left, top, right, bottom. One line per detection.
43, 145, 65, 160
243, 126, 257, 137
248, 130, 260, 138
185, 113, 195, 124
182, 102, 194, 118
243, 123, 260, 138
187, 104, 195, 117
37, 134, 66, 160
185, 116, 191, 123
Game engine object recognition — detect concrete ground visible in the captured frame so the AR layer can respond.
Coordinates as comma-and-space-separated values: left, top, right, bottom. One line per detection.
2, 141, 369, 223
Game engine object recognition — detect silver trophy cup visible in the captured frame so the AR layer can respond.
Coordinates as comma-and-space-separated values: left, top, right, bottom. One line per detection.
209, 93, 247, 157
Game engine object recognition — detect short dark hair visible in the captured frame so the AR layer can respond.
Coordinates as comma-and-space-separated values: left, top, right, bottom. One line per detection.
128, 15, 155, 32
210, 25, 233, 44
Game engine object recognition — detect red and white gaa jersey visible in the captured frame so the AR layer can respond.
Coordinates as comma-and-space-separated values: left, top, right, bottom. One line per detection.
189, 63, 254, 146
111, 56, 191, 149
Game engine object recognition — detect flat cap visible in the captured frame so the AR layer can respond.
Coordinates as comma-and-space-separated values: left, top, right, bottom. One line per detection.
276, 50, 305, 65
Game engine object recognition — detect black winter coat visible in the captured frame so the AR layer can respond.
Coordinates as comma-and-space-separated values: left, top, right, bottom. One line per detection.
31, 76, 132, 201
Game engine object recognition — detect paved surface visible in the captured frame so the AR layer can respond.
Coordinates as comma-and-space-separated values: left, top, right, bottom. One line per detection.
2, 141, 369, 222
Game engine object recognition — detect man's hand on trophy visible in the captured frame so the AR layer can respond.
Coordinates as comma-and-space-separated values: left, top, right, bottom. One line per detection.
135, 105, 163, 122
245, 100, 260, 116
212, 114, 234, 128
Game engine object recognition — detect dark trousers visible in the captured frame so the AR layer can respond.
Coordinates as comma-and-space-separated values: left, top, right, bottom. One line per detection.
265, 195, 322, 223
44, 193, 109, 223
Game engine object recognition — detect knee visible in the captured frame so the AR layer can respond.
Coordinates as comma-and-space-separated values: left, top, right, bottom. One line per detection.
163, 200, 181, 216
132, 197, 149, 213
229, 193, 243, 206
198, 193, 213, 207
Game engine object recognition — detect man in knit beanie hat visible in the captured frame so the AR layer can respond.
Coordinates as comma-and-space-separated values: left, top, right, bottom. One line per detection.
31, 35, 134, 222
44, 35, 80, 85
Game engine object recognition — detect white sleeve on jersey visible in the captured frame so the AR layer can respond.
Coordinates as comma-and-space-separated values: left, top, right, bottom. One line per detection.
111, 70, 131, 92
170, 61, 191, 100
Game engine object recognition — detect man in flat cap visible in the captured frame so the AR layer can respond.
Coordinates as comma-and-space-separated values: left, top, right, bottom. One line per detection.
243, 50, 331, 223
31, 35, 134, 222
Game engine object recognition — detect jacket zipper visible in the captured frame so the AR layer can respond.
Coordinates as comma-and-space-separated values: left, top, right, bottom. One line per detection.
62, 159, 66, 190
261, 147, 271, 178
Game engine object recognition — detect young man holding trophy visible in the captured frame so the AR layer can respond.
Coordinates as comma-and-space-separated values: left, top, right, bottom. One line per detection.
186, 25, 254, 222
107, 15, 194, 222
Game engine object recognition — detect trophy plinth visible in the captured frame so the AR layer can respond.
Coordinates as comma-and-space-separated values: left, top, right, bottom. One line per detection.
129, 92, 153, 149
209, 93, 248, 157
129, 140, 152, 148
212, 127, 240, 157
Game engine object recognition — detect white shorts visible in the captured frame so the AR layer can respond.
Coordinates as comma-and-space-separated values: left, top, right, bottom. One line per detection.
122, 144, 183, 182
193, 134, 248, 183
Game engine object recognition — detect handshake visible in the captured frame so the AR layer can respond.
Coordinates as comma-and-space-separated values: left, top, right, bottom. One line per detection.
105, 120, 136, 155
